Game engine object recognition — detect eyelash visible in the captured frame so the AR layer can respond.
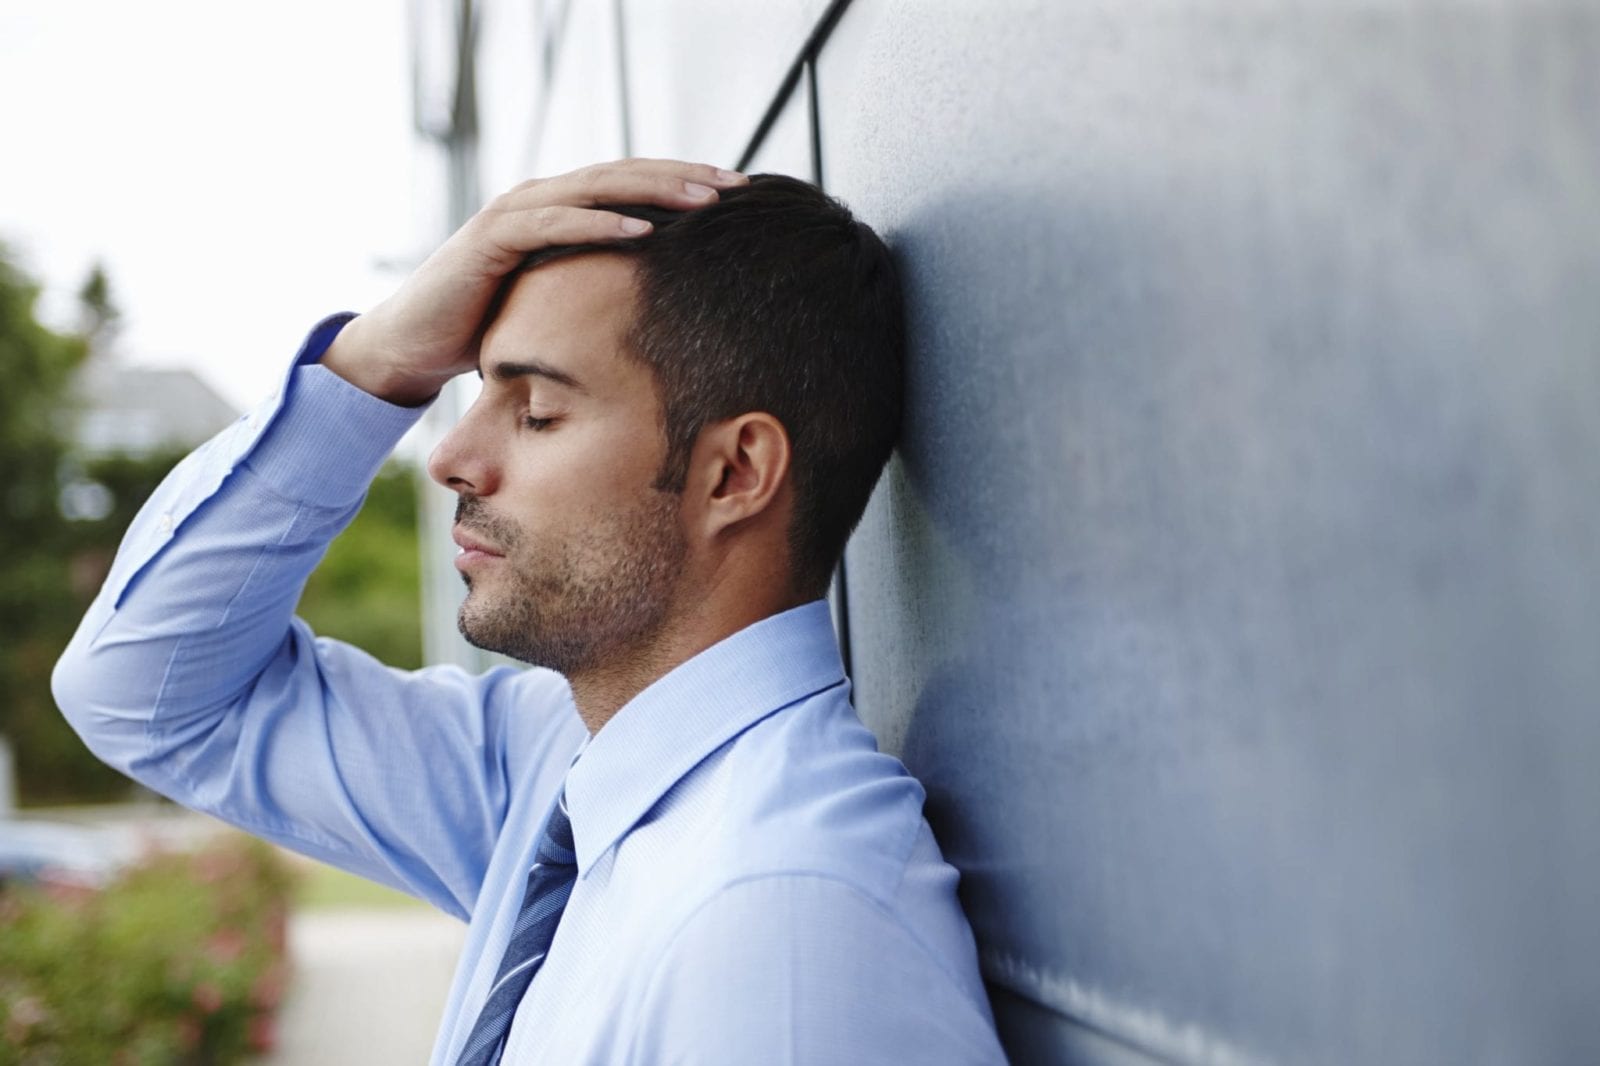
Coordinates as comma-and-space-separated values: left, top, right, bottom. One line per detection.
520, 415, 556, 431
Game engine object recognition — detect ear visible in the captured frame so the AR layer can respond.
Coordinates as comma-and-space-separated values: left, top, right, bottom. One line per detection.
686, 412, 792, 539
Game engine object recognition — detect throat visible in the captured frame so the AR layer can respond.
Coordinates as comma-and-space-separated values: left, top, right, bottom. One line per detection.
567, 645, 680, 734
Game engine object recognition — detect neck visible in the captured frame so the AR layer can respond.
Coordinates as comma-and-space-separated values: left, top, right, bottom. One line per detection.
567, 643, 677, 734
567, 581, 810, 734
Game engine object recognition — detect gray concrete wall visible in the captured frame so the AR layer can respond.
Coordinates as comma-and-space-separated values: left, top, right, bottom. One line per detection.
468, 2, 1600, 1061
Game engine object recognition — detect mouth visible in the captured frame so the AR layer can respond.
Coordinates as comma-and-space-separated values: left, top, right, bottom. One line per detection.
452, 525, 505, 569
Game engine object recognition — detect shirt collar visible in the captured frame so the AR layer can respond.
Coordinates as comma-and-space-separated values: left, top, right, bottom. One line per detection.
561, 599, 845, 876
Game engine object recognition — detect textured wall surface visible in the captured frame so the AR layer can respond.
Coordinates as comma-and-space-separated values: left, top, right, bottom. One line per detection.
819, 2, 1600, 1064
469, 2, 1600, 1062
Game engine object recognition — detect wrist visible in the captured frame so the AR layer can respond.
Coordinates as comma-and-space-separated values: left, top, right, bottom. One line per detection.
320, 320, 441, 408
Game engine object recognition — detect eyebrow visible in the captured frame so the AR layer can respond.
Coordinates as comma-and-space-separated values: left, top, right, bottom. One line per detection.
477, 358, 586, 392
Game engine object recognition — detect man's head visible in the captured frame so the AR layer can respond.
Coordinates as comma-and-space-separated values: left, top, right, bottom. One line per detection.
428, 174, 904, 677
608, 174, 906, 595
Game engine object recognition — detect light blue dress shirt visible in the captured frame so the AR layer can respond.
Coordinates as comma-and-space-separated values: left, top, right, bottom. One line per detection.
53, 316, 1008, 1064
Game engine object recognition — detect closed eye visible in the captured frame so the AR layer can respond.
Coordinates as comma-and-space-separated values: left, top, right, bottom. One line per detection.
520, 415, 557, 431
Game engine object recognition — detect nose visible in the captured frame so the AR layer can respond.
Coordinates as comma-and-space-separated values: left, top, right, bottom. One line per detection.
426, 403, 497, 495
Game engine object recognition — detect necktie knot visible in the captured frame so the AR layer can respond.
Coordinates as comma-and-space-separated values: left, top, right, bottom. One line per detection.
537, 789, 576, 864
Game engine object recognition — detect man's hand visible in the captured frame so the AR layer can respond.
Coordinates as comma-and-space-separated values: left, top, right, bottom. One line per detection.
321, 158, 747, 406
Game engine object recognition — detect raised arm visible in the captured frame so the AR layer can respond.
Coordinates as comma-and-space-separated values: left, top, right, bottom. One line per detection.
52, 160, 748, 917
321, 159, 747, 406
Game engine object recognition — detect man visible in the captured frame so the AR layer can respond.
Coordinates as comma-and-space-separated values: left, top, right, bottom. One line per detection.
54, 159, 1006, 1064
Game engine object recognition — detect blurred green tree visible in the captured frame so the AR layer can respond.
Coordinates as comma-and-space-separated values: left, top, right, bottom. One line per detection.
0, 246, 93, 803
0, 249, 424, 805
75, 259, 120, 356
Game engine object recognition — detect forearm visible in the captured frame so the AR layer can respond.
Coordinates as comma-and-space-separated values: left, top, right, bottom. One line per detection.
52, 314, 425, 782
50, 318, 570, 915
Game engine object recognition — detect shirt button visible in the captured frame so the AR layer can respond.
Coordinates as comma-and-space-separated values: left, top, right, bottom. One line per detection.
158, 513, 174, 532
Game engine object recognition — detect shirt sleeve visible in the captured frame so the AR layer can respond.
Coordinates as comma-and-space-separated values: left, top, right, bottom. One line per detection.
625, 874, 1010, 1065
51, 315, 582, 920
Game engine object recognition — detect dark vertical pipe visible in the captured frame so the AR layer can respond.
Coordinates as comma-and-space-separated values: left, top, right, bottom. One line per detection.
804, 57, 854, 681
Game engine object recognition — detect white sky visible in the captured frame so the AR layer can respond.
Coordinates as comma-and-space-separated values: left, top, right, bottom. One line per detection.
0, 0, 424, 411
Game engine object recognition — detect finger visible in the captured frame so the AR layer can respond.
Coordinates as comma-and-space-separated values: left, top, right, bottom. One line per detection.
479, 204, 658, 261
584, 157, 747, 188
505, 159, 747, 213
517, 157, 747, 195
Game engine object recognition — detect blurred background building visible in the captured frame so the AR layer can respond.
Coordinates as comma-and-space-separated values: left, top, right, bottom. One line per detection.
70, 364, 236, 461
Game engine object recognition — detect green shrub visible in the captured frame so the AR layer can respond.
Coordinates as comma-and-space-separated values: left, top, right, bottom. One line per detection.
0, 834, 296, 1065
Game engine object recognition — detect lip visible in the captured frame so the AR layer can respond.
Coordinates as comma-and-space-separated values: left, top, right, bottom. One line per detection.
452, 526, 505, 569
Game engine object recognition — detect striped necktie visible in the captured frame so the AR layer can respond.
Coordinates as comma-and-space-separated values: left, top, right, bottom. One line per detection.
456, 788, 578, 1066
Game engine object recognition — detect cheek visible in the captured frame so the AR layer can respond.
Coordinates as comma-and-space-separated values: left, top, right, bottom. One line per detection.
572, 412, 668, 493
506, 433, 660, 519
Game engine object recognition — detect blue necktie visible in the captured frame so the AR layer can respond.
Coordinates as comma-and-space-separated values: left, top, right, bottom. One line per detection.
456, 788, 578, 1066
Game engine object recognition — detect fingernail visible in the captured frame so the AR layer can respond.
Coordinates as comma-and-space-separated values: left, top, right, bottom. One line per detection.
715, 168, 745, 183
684, 181, 715, 199
620, 217, 651, 234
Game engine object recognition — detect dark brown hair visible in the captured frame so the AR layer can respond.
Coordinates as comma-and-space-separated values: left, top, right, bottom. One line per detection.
513, 174, 905, 597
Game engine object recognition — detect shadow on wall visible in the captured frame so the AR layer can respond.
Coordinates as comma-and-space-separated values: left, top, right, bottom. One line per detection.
856, 100, 1600, 1059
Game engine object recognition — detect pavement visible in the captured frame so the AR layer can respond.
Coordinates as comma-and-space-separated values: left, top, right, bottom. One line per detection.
261, 907, 467, 1065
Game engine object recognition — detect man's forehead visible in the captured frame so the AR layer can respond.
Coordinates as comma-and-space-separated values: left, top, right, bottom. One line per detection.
478, 252, 639, 383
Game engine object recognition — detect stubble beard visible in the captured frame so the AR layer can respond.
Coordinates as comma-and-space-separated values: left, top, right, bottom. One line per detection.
454, 491, 686, 678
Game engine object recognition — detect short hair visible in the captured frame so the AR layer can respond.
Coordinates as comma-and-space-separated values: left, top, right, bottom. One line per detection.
510, 174, 905, 597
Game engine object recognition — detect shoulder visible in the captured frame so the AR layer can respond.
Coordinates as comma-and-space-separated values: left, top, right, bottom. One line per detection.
661, 872, 945, 982
627, 872, 1005, 1065
706, 688, 928, 903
